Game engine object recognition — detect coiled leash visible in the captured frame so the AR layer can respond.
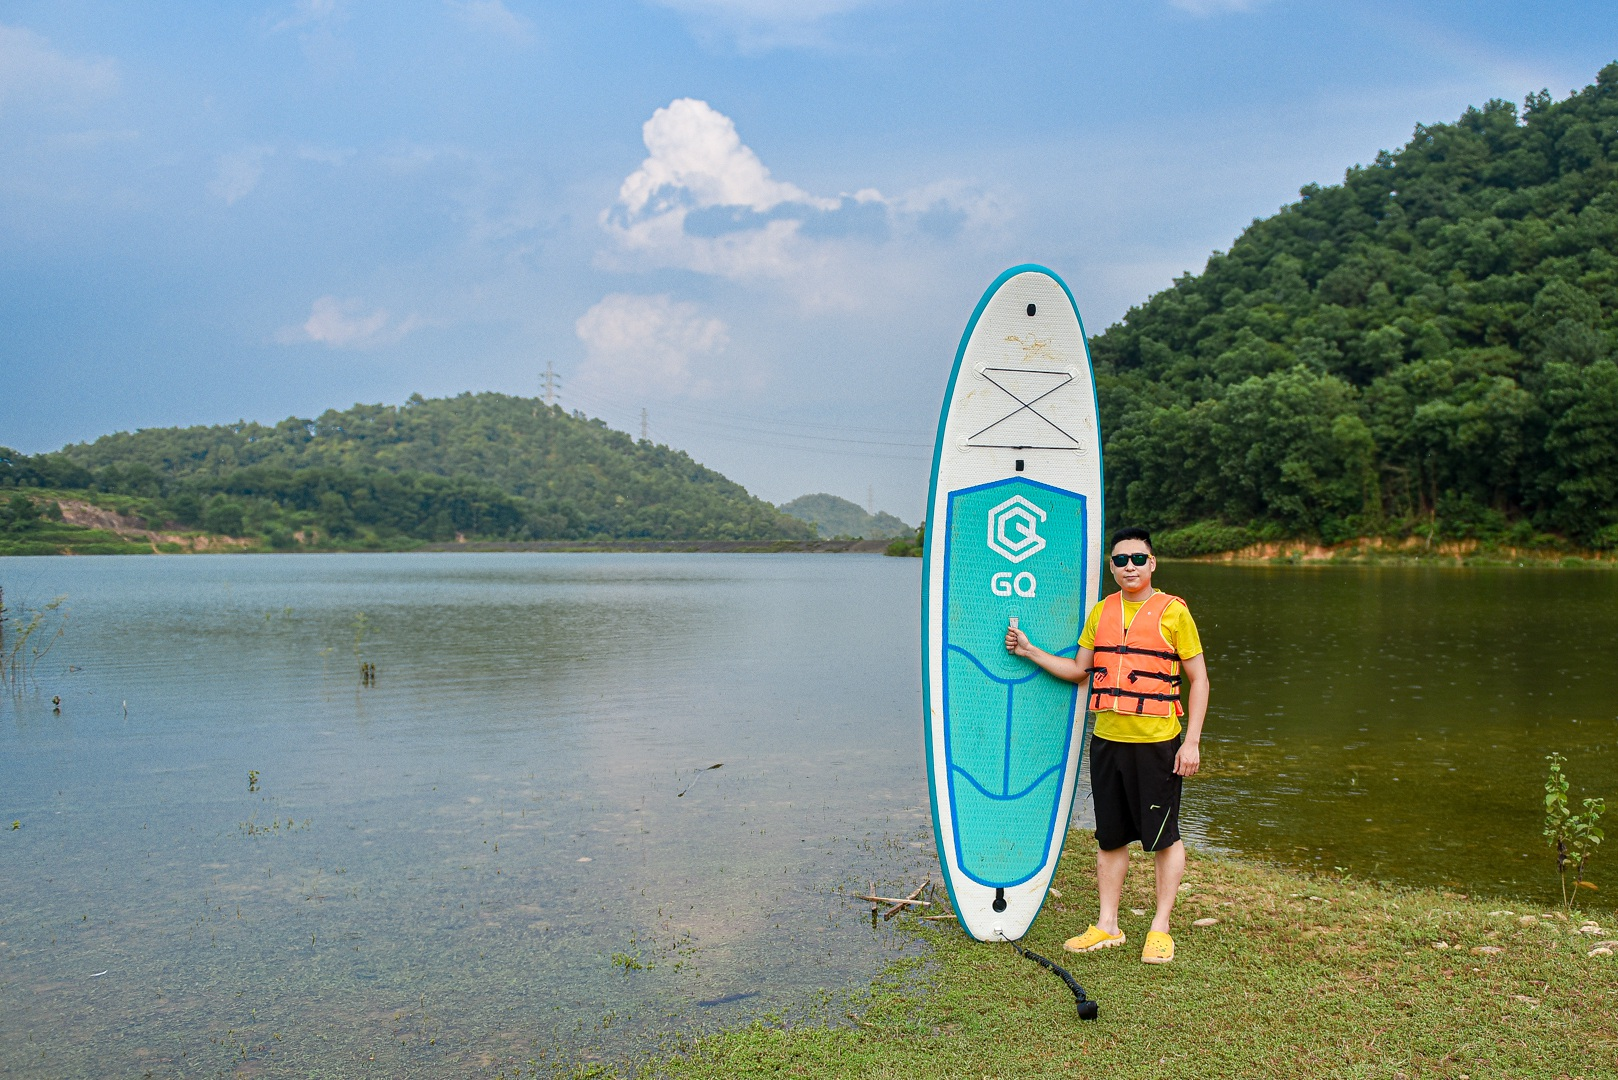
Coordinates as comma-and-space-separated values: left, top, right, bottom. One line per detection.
1005, 938, 1100, 1021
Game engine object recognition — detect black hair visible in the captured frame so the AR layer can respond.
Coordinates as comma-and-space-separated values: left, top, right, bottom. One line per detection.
1108, 527, 1154, 555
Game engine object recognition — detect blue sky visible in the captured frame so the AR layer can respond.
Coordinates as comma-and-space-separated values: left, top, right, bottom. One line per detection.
4, 1, 1616, 521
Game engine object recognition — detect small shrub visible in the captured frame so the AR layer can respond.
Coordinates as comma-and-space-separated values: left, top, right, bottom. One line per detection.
1544, 752, 1605, 909
1153, 521, 1254, 557
203, 496, 246, 537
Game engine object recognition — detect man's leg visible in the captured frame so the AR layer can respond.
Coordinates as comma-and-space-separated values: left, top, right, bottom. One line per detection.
1150, 840, 1185, 935
1096, 845, 1129, 936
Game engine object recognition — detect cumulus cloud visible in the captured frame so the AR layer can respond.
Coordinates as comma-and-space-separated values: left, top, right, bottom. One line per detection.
602, 98, 838, 284
446, 0, 534, 42
616, 98, 836, 221
209, 145, 275, 205
575, 293, 731, 397
600, 98, 1001, 307
0, 23, 119, 112
279, 296, 421, 348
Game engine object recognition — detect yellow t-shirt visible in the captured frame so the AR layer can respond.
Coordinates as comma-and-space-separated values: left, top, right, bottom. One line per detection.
1077, 591, 1202, 743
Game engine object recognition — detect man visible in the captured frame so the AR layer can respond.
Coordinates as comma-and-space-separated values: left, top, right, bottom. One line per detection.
1004, 527, 1208, 964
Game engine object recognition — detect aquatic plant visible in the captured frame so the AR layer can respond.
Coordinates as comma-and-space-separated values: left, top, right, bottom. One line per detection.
352, 611, 377, 685
1544, 752, 1605, 909
610, 951, 645, 971
0, 587, 68, 691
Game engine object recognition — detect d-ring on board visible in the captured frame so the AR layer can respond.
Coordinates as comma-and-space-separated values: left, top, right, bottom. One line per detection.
963, 364, 1087, 451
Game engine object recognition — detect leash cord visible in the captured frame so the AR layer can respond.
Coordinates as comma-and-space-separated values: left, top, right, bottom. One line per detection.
1007, 939, 1100, 1020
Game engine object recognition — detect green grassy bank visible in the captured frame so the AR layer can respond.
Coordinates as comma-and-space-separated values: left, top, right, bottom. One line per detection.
628, 835, 1617, 1080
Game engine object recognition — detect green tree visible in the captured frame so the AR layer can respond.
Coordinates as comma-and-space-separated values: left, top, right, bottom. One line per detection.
1091, 62, 1618, 545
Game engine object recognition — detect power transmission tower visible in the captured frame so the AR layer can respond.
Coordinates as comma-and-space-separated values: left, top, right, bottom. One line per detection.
868, 484, 874, 515
640, 408, 649, 442
541, 362, 561, 406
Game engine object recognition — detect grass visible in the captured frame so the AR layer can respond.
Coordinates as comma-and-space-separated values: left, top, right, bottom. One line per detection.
637, 834, 1618, 1080
0, 522, 153, 556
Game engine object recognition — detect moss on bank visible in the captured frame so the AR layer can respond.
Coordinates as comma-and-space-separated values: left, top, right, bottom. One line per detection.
618, 835, 1618, 1080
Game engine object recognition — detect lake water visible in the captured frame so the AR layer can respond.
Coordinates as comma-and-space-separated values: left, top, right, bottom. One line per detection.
2, 554, 1615, 1076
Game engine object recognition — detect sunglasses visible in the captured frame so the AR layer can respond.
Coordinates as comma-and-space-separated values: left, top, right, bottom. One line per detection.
1110, 552, 1151, 567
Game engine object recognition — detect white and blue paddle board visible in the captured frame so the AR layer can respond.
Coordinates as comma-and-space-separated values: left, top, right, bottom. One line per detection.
923, 265, 1103, 942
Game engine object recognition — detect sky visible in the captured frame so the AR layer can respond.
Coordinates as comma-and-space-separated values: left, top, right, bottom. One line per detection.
4, 1, 1616, 522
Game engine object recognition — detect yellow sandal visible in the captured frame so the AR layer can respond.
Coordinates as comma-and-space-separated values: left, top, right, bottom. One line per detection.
1141, 930, 1175, 964
1063, 925, 1126, 953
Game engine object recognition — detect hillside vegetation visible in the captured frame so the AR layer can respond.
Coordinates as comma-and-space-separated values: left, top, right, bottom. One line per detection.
0, 394, 811, 548
1095, 63, 1618, 555
778, 493, 912, 539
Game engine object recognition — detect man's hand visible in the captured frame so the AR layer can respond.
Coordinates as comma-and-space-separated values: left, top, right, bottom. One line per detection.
1005, 628, 1030, 656
1174, 740, 1201, 777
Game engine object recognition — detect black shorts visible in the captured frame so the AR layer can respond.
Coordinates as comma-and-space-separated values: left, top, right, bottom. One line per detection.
1089, 734, 1183, 852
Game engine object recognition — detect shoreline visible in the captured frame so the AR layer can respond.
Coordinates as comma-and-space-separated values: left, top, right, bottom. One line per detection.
414, 538, 897, 554
6, 541, 1617, 564
635, 835, 1618, 1080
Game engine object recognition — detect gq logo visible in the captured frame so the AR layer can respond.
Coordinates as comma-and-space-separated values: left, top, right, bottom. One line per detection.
992, 570, 1037, 597
987, 495, 1046, 563
987, 494, 1044, 598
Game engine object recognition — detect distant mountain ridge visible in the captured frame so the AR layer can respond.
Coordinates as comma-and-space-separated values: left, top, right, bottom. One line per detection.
778, 493, 912, 539
1, 393, 813, 546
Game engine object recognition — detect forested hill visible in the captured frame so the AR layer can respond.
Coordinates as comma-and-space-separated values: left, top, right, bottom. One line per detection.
778, 493, 912, 539
0, 393, 812, 545
1094, 63, 1618, 555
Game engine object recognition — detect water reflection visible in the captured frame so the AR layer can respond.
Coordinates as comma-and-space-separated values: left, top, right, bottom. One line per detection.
1, 553, 932, 1077
1171, 562, 1618, 899
3, 554, 1614, 1075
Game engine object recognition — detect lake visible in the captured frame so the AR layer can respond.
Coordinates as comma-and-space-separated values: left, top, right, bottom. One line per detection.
2, 553, 1614, 1076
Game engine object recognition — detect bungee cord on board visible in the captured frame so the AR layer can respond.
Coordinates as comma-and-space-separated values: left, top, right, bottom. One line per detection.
967, 366, 1086, 451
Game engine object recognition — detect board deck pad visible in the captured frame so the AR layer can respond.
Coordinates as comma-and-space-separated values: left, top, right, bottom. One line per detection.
924, 266, 1103, 942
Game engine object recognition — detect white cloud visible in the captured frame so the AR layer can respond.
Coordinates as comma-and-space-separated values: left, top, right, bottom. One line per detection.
602, 98, 842, 287
279, 296, 421, 348
616, 98, 836, 220
210, 145, 275, 205
575, 293, 731, 397
1167, 0, 1265, 15
600, 98, 1004, 308
0, 23, 119, 112
446, 0, 534, 42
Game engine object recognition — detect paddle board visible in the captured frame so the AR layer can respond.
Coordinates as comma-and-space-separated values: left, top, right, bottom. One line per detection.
923, 265, 1103, 942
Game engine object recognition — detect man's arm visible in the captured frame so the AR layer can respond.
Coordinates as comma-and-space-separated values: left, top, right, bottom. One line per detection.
1175, 652, 1208, 777
1005, 628, 1094, 685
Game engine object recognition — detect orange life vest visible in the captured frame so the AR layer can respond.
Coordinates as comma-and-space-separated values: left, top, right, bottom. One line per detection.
1087, 590, 1185, 717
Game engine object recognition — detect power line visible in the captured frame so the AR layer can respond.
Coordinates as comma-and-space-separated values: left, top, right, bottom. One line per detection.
565, 384, 933, 445
564, 388, 932, 453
